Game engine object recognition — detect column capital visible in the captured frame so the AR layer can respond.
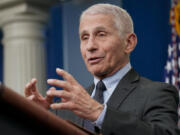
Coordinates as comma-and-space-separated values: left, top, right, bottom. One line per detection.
0, 0, 59, 9
0, 0, 59, 26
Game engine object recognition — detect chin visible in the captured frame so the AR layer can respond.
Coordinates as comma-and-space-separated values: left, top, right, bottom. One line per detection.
87, 65, 107, 76
89, 69, 106, 78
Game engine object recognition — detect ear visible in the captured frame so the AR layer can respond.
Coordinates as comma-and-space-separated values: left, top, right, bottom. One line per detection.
124, 33, 137, 54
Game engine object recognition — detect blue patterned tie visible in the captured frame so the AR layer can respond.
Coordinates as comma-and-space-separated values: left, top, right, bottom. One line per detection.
83, 80, 106, 133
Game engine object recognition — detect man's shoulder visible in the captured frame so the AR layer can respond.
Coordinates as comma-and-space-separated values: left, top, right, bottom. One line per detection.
138, 75, 178, 95
126, 68, 177, 91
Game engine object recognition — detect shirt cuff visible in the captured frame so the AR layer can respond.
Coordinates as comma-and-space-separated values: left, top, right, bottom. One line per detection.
94, 104, 107, 129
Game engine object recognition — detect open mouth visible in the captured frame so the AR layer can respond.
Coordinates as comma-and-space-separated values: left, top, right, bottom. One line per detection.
88, 57, 104, 64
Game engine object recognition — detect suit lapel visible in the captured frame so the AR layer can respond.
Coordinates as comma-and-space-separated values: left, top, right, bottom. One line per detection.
78, 69, 139, 125
107, 68, 140, 109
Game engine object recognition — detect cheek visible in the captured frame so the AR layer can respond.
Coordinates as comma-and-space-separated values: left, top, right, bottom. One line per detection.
80, 45, 85, 58
105, 46, 123, 64
106, 53, 117, 67
105, 45, 118, 59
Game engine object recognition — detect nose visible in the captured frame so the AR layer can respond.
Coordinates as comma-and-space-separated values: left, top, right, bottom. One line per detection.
86, 37, 98, 52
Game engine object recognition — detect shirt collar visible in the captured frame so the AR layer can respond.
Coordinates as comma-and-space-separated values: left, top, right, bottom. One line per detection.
94, 63, 132, 90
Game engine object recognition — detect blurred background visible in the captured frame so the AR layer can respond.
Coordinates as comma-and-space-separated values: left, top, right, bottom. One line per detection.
0, 0, 172, 94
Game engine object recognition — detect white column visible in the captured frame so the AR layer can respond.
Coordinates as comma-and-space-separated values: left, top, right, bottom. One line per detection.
0, 0, 58, 95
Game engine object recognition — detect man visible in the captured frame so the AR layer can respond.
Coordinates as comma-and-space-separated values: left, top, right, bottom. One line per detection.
25, 3, 180, 135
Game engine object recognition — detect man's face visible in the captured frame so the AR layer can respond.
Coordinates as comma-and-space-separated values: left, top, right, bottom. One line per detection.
79, 14, 129, 79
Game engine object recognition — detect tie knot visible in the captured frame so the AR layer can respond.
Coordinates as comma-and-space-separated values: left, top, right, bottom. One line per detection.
96, 80, 106, 92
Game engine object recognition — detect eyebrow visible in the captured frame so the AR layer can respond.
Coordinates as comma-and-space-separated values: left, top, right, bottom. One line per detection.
94, 26, 107, 31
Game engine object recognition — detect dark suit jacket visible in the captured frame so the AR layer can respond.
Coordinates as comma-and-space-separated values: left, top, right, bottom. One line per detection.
57, 68, 180, 135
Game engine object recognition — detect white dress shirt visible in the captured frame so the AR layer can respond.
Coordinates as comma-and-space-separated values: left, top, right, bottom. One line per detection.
91, 63, 132, 128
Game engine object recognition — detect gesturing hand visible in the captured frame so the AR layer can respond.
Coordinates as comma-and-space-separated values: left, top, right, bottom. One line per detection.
47, 68, 104, 121
24, 78, 54, 109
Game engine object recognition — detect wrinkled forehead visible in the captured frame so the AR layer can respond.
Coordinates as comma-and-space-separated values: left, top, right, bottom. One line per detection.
80, 12, 115, 24
79, 13, 116, 33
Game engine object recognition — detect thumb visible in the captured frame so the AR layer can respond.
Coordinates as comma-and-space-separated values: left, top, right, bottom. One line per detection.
46, 87, 56, 103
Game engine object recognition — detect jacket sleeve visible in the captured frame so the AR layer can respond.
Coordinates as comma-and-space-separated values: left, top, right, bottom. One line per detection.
101, 84, 180, 135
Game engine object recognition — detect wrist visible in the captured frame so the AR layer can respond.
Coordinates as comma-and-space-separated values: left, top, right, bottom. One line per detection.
91, 104, 104, 121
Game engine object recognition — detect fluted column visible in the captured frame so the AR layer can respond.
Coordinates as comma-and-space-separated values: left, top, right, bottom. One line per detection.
0, 0, 58, 95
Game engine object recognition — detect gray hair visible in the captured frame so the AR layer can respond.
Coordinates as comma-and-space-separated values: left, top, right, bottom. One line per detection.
80, 3, 134, 36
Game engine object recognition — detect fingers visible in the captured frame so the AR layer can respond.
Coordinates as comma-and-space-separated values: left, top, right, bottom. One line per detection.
47, 79, 72, 91
47, 68, 82, 92
30, 80, 42, 98
31, 78, 37, 90
25, 83, 31, 97
56, 68, 77, 85
25, 78, 42, 101
47, 89, 71, 100
25, 78, 37, 97
27, 95, 35, 100
50, 102, 74, 110
45, 87, 56, 103
26, 94, 39, 102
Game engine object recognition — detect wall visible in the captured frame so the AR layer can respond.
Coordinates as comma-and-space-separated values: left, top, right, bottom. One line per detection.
46, 5, 63, 82
123, 0, 171, 81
